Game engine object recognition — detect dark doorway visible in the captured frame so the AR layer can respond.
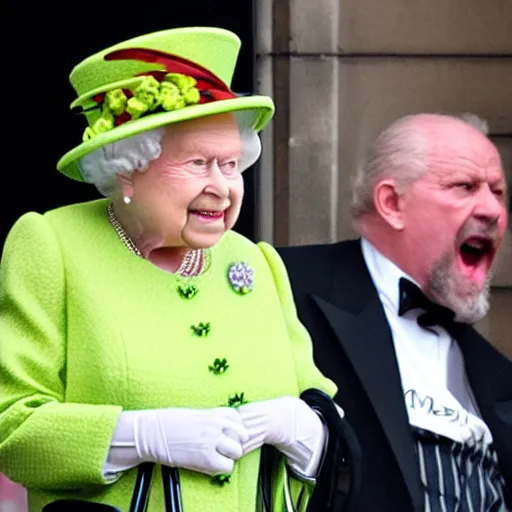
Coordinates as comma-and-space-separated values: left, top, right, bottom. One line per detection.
0, 1, 257, 253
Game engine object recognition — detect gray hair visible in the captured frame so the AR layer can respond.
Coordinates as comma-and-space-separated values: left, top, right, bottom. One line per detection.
79, 110, 262, 196
350, 112, 489, 219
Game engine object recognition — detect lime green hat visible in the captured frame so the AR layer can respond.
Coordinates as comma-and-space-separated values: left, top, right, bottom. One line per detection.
57, 26, 275, 182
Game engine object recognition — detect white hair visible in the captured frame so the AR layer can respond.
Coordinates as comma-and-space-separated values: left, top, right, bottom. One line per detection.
351, 116, 427, 219
454, 112, 489, 135
79, 110, 262, 196
80, 128, 165, 196
350, 112, 489, 219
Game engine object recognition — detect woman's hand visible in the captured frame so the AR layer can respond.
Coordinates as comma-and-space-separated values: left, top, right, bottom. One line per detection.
237, 396, 327, 477
111, 407, 249, 476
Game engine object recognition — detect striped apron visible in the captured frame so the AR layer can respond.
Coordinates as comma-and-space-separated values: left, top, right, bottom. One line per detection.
412, 427, 507, 511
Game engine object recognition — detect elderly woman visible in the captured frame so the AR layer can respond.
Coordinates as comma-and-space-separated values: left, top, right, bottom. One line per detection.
0, 27, 336, 511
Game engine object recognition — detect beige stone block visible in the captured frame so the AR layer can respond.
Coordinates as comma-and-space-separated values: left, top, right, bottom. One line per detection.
493, 138, 512, 175
490, 138, 512, 287
338, 0, 512, 53
493, 230, 512, 287
290, 0, 340, 53
488, 289, 512, 359
335, 59, 512, 241
288, 58, 339, 245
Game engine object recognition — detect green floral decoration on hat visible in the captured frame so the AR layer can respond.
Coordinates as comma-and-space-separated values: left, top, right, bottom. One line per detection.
105, 89, 128, 115
126, 75, 160, 118
82, 73, 201, 141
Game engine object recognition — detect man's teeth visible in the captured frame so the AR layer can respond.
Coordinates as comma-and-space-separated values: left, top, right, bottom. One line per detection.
466, 240, 485, 250
461, 239, 492, 255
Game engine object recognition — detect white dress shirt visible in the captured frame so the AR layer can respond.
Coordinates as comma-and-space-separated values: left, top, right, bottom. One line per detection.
361, 238, 493, 446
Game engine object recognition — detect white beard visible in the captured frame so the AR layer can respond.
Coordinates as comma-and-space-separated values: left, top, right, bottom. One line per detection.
425, 252, 491, 324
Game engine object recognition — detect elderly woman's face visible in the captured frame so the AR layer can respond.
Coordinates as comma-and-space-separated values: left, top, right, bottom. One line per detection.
127, 113, 244, 250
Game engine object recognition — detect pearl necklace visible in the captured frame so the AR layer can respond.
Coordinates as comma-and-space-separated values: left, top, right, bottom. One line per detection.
107, 203, 208, 277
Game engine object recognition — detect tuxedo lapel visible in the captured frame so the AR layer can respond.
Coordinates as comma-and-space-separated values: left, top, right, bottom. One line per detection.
310, 241, 424, 511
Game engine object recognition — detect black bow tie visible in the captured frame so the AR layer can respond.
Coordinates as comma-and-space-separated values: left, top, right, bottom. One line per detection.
398, 278, 464, 337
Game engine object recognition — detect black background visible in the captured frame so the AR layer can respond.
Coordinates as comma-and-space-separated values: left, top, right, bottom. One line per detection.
0, 1, 257, 252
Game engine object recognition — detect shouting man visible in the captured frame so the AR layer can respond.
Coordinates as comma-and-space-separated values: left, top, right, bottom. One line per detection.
279, 113, 512, 511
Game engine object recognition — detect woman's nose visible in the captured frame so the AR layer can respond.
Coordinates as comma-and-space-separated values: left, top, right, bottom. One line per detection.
203, 161, 230, 198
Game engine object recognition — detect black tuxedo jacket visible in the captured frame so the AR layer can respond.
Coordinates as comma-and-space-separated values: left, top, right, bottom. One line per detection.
278, 239, 512, 511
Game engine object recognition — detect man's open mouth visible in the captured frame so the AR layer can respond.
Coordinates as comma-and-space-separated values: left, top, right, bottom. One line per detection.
460, 237, 493, 266
457, 236, 495, 286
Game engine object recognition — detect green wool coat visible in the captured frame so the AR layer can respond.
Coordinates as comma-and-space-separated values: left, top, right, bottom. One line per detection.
0, 199, 336, 511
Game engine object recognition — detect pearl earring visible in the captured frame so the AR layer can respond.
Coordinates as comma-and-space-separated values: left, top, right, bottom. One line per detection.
123, 196, 132, 205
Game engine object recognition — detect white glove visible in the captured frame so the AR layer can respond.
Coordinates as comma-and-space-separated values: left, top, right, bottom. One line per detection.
238, 396, 327, 477
106, 407, 249, 477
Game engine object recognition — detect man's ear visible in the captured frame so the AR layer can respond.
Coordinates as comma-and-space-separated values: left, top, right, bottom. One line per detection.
373, 179, 405, 230
116, 172, 135, 200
